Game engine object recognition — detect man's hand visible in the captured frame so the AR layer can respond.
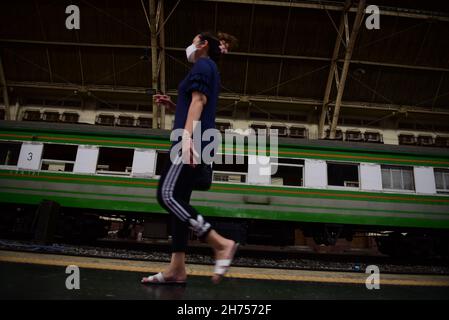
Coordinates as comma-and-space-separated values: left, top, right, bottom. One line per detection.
181, 136, 199, 168
154, 94, 176, 113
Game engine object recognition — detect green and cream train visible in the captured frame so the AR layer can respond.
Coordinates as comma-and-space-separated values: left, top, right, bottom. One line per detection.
1, 120, 449, 256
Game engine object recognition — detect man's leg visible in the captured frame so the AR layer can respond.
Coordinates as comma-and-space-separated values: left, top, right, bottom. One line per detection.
164, 212, 189, 281
148, 156, 189, 281
158, 154, 236, 282
159, 154, 212, 239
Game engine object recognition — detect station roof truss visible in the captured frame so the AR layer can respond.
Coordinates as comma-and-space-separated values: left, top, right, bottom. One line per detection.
0, 0, 449, 131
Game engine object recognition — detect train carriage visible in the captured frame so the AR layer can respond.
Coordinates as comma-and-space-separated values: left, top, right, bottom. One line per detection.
1, 120, 449, 256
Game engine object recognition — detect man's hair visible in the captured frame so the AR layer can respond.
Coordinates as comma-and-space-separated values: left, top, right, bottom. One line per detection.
199, 31, 238, 63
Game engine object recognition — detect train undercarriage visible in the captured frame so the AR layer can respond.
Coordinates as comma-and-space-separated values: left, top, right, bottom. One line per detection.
1, 200, 448, 259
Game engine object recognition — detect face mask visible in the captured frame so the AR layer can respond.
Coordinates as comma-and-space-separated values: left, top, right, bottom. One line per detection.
185, 43, 198, 63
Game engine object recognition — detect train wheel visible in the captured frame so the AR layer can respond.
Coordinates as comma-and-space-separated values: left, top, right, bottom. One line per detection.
312, 225, 343, 246
376, 232, 435, 258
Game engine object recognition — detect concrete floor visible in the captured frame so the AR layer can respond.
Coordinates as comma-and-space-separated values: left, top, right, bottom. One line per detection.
1, 261, 449, 300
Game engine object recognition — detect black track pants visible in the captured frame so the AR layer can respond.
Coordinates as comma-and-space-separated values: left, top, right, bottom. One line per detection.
156, 153, 212, 252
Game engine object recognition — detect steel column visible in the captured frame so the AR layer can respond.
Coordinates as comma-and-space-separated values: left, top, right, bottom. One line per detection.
318, 0, 351, 139
159, 0, 166, 129
149, 0, 159, 128
0, 54, 10, 120
329, 0, 366, 139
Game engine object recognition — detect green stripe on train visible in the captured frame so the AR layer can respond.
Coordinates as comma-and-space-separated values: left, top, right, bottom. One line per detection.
0, 130, 172, 150
1, 169, 449, 206
1, 129, 449, 167
3, 185, 448, 216
1, 192, 448, 229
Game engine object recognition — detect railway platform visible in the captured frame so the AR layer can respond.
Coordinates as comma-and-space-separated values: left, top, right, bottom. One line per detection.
1, 250, 448, 300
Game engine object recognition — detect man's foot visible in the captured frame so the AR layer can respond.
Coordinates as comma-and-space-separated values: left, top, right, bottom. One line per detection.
163, 269, 187, 282
141, 269, 187, 284
212, 239, 237, 284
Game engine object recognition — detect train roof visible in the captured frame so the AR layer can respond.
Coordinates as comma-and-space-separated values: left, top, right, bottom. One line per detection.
1, 120, 449, 158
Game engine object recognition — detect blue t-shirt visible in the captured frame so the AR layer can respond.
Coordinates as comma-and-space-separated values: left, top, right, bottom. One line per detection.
172, 57, 220, 160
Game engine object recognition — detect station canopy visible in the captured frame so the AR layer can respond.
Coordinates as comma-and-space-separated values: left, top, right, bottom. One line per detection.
1, 0, 449, 129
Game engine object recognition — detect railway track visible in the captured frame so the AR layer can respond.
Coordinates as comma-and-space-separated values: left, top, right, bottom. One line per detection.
1, 237, 448, 276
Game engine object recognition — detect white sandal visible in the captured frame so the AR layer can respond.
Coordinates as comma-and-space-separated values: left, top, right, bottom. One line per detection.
213, 243, 239, 282
141, 272, 186, 285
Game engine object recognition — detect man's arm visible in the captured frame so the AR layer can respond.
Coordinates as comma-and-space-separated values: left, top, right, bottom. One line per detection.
181, 91, 207, 166
183, 91, 208, 135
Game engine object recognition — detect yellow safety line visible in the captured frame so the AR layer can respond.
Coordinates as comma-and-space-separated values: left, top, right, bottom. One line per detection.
1, 251, 449, 287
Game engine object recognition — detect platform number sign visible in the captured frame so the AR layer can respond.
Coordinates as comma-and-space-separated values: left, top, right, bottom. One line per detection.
18, 143, 43, 170
365, 265, 380, 290
65, 265, 80, 290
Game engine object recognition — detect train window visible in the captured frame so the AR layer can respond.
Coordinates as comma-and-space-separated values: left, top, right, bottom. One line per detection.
23, 110, 41, 121
212, 154, 248, 183
155, 150, 170, 176
271, 158, 304, 186
117, 116, 135, 127
42, 111, 60, 122
381, 165, 415, 191
97, 147, 134, 176
327, 162, 359, 187
41, 144, 77, 172
435, 169, 449, 194
0, 141, 21, 166
137, 117, 152, 128
61, 112, 79, 123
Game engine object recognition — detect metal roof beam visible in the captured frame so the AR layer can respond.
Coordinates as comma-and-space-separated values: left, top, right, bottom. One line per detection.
167, 89, 449, 116
199, 0, 449, 22
7, 81, 148, 94
2, 39, 448, 73
7, 80, 449, 115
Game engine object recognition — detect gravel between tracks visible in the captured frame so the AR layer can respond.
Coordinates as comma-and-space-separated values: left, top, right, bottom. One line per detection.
0, 239, 448, 275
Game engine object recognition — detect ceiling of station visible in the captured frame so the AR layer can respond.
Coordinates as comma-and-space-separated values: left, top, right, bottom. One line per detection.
1, 0, 449, 127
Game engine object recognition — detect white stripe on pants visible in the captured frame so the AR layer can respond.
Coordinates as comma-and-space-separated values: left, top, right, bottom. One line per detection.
161, 154, 190, 221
